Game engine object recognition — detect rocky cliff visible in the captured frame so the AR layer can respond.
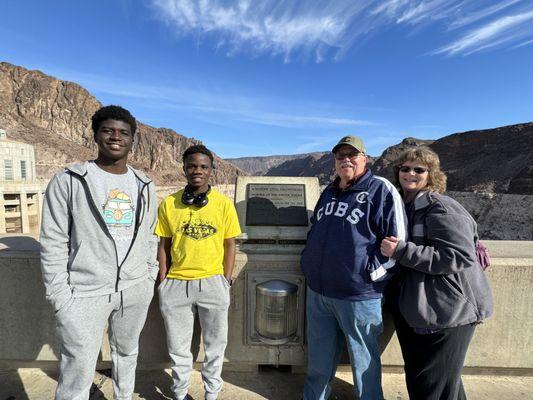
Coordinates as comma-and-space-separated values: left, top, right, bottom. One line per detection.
446, 191, 533, 240
431, 124, 532, 194
260, 129, 532, 239
264, 124, 533, 195
266, 153, 375, 183
226, 152, 327, 175
0, 62, 244, 185
372, 125, 533, 194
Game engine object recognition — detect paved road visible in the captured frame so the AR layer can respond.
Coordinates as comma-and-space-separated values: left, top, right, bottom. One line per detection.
2, 368, 533, 399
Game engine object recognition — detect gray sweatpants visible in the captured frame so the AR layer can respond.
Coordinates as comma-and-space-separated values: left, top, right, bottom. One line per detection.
54, 277, 154, 400
158, 274, 230, 400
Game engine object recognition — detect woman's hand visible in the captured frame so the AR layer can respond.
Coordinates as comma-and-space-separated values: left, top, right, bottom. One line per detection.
381, 236, 399, 257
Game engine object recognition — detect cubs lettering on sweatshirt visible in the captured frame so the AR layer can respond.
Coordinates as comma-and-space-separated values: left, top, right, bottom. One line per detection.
301, 169, 407, 300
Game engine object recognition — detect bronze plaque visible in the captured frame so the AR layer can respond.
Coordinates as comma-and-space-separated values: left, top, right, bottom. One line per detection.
246, 184, 308, 226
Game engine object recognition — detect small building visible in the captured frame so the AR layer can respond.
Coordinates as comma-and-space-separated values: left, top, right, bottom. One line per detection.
0, 129, 44, 234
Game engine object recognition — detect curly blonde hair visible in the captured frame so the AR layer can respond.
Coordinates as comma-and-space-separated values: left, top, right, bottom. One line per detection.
392, 147, 447, 194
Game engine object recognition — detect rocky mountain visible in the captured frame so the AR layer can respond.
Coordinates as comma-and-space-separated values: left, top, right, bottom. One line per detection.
257, 126, 533, 239
266, 153, 376, 183
226, 152, 327, 175
0, 62, 245, 185
447, 191, 533, 240
372, 124, 533, 194
369, 137, 435, 177
264, 124, 533, 195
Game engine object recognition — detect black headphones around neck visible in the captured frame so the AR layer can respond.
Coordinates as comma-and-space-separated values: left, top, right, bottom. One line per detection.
181, 185, 211, 208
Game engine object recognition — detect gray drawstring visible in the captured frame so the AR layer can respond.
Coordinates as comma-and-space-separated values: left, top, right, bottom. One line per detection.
108, 292, 124, 317
186, 280, 189, 298
199, 279, 202, 292
120, 291, 124, 317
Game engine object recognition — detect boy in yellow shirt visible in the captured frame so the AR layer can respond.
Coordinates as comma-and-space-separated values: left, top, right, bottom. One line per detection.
155, 145, 241, 400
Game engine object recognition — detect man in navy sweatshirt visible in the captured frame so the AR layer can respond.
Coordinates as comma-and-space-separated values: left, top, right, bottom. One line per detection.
301, 135, 406, 400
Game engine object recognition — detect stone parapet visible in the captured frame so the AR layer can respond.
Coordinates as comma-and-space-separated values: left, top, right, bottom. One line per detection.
0, 235, 531, 373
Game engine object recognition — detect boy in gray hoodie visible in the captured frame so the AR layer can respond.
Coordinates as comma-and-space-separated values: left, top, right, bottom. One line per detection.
40, 105, 158, 400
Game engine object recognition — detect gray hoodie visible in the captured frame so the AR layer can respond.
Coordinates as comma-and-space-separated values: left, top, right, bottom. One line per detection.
40, 162, 159, 313
391, 191, 493, 329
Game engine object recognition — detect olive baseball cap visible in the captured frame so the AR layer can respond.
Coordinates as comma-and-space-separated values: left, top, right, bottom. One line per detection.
332, 135, 366, 154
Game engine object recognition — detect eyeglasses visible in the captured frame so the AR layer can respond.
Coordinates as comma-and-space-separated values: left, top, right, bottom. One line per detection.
399, 166, 429, 174
335, 151, 365, 160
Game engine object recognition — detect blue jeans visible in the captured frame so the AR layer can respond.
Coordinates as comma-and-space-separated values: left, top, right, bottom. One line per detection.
304, 287, 384, 400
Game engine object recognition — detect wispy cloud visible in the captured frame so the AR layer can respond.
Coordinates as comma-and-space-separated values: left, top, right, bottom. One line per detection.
434, 9, 533, 56
376, 0, 461, 25
294, 131, 408, 154
295, 140, 330, 154
150, 0, 533, 60
150, 0, 363, 62
236, 112, 374, 129
447, 0, 520, 29
46, 66, 372, 130
514, 38, 533, 48
294, 132, 345, 153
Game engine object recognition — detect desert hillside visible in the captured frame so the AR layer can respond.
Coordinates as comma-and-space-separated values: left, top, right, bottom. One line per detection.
226, 152, 327, 175
262, 126, 533, 195
0, 62, 245, 185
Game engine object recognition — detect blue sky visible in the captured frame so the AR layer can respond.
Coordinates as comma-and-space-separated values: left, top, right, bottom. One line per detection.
1, 1, 532, 158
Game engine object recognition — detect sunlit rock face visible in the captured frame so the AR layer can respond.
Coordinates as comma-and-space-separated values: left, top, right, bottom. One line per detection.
260, 124, 533, 195
0, 62, 245, 185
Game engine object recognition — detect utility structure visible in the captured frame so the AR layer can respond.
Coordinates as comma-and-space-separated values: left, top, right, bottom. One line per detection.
0, 128, 44, 233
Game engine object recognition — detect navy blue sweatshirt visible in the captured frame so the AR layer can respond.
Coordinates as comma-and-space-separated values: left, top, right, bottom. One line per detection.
301, 169, 407, 300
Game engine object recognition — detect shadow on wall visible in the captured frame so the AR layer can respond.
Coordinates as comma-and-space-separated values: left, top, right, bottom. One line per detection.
0, 234, 398, 399
220, 308, 397, 399
0, 235, 40, 252
0, 235, 62, 400
221, 368, 358, 399
0, 235, 201, 399
0, 236, 94, 398
135, 293, 203, 399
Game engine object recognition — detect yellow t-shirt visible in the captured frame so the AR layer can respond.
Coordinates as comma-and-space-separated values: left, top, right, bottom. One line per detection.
155, 188, 241, 280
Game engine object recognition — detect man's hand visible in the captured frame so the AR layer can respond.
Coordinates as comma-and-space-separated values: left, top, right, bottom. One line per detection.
223, 237, 236, 286
380, 236, 399, 258
158, 267, 168, 284
224, 275, 233, 286
157, 237, 172, 285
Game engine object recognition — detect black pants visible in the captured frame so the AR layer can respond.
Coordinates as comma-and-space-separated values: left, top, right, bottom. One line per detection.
392, 311, 476, 400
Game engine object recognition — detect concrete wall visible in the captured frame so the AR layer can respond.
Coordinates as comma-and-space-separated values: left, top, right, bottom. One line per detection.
0, 235, 532, 373
0, 138, 36, 182
381, 241, 533, 371
0, 183, 45, 234
0, 132, 43, 234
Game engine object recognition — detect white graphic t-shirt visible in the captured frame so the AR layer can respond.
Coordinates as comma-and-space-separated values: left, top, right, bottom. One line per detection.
86, 162, 139, 264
